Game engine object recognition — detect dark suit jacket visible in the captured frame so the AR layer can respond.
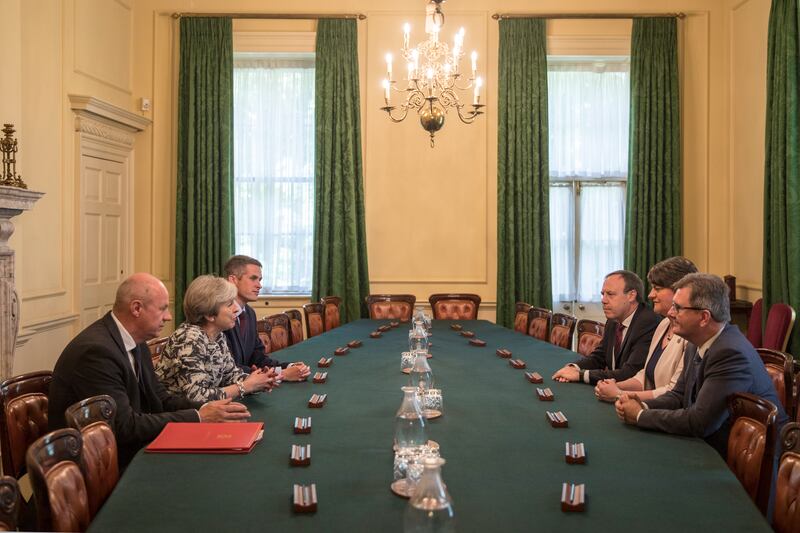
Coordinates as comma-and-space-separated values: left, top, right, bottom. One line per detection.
573, 304, 661, 384
223, 303, 284, 373
638, 323, 788, 458
49, 313, 201, 468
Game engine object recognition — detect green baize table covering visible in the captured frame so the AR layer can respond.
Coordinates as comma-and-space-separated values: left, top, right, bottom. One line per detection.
90, 320, 770, 532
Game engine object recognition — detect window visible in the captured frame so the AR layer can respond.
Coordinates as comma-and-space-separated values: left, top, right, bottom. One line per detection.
548, 58, 630, 304
233, 53, 315, 295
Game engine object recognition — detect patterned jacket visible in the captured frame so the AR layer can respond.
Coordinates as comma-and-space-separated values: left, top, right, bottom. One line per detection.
156, 322, 245, 402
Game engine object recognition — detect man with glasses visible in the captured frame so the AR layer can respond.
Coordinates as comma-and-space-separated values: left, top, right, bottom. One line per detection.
616, 273, 787, 458
552, 270, 661, 385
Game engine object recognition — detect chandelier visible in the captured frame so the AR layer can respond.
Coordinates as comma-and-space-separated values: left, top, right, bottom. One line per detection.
381, 0, 484, 147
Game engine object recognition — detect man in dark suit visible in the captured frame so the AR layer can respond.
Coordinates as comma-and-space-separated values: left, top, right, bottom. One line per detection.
49, 273, 251, 468
616, 273, 788, 458
552, 270, 661, 385
223, 256, 310, 381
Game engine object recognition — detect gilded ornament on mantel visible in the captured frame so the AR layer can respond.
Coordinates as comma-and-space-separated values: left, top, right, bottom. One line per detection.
0, 124, 27, 189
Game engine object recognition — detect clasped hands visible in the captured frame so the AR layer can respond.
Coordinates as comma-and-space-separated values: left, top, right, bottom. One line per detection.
615, 393, 645, 425
594, 379, 621, 402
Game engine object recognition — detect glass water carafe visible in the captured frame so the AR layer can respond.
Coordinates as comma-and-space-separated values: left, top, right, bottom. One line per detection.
403, 457, 455, 533
394, 386, 427, 451
409, 352, 434, 393
409, 320, 430, 355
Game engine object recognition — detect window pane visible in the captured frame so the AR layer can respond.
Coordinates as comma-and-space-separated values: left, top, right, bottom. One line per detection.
577, 185, 626, 302
549, 185, 575, 303
233, 55, 315, 294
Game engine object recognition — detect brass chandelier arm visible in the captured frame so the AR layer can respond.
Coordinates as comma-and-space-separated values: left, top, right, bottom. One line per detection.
381, 106, 411, 123
455, 104, 484, 125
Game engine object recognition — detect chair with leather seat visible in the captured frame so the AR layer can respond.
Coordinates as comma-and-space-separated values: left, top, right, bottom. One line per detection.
302, 303, 325, 338
0, 476, 20, 531
576, 319, 605, 357
775, 422, 800, 533
764, 302, 796, 352
428, 294, 481, 320
513, 303, 531, 334
757, 348, 794, 418
726, 392, 779, 516
264, 313, 292, 352
0, 371, 52, 479
26, 428, 90, 532
365, 294, 416, 321
285, 309, 304, 345
146, 336, 168, 367
74, 421, 118, 519
550, 313, 577, 350
746, 298, 763, 348
320, 296, 342, 331
2, 393, 49, 481
64, 395, 116, 432
527, 307, 552, 342
256, 318, 273, 354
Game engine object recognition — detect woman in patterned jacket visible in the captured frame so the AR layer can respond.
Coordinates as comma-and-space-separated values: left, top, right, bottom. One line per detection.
156, 275, 276, 402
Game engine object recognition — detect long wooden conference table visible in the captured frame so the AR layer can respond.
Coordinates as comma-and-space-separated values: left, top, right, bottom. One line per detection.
90, 320, 770, 532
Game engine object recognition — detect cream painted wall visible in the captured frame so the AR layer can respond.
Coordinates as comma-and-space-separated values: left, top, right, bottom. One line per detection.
1, 0, 773, 372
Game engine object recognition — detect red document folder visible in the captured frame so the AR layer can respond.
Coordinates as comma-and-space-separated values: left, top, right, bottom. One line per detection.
145, 422, 264, 454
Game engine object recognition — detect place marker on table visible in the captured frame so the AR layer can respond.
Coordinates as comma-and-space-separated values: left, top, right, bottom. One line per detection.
450, 324, 463, 331
561, 482, 585, 512
565, 442, 586, 464
293, 417, 311, 434
469, 338, 487, 347
308, 393, 327, 408
546, 411, 568, 428
377, 324, 392, 332
536, 387, 554, 401
347, 340, 362, 348
460, 330, 475, 338
390, 321, 400, 328
369, 331, 383, 338
313, 372, 327, 384
292, 483, 318, 513
496, 348, 512, 358
317, 357, 332, 368
290, 444, 311, 466
334, 346, 350, 356
525, 371, 543, 383
509, 359, 526, 369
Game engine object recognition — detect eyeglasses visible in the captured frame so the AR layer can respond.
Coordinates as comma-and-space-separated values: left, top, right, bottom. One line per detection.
670, 302, 707, 313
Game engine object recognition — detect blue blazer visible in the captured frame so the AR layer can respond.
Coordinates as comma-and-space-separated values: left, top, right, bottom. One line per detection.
638, 323, 788, 458
223, 303, 284, 373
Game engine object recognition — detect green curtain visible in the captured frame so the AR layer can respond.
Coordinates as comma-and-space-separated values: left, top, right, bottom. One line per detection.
311, 19, 370, 323
763, 0, 800, 356
624, 18, 681, 287
175, 17, 234, 324
496, 18, 551, 328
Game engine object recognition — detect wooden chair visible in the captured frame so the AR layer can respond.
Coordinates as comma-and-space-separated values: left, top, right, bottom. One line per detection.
0, 476, 20, 531
764, 303, 796, 352
527, 307, 552, 342
264, 313, 292, 352
513, 303, 531, 334
0, 371, 53, 479
26, 428, 90, 532
320, 296, 342, 331
757, 348, 794, 418
75, 422, 118, 519
256, 319, 273, 354
146, 336, 168, 367
285, 309, 304, 345
428, 294, 481, 320
550, 313, 577, 350
746, 298, 763, 349
726, 392, 779, 516
775, 422, 800, 533
576, 319, 605, 357
365, 294, 416, 321
65, 395, 116, 432
302, 303, 325, 339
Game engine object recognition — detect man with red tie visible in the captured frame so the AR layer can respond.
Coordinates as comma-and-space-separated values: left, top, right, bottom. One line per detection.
552, 270, 661, 385
223, 255, 311, 381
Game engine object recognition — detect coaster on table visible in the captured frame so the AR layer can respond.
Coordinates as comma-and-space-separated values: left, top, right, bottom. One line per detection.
509, 359, 526, 369
460, 330, 475, 338
496, 348, 512, 358
292, 484, 317, 513
347, 340, 362, 348
293, 417, 311, 434
290, 444, 311, 466
525, 371, 543, 383
313, 372, 327, 384
561, 483, 585, 512
546, 411, 568, 428
308, 393, 327, 408
317, 357, 332, 368
536, 387, 554, 401
334, 347, 349, 356
565, 442, 586, 464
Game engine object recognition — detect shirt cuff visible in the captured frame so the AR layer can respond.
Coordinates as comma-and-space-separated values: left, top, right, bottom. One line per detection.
583, 370, 591, 384
635, 403, 649, 423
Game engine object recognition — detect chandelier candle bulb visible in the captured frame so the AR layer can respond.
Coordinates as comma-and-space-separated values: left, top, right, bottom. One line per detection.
471, 51, 478, 77
403, 23, 411, 49
386, 53, 393, 79
474, 77, 482, 105
383, 80, 391, 104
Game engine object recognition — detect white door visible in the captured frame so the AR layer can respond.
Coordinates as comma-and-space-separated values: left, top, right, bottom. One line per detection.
80, 155, 128, 326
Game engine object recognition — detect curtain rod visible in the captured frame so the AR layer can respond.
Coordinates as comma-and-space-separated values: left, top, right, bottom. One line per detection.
492, 13, 686, 20
171, 12, 366, 20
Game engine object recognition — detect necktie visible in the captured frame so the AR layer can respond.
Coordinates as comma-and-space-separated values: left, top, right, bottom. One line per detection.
689, 352, 703, 404
239, 310, 248, 335
613, 324, 625, 369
